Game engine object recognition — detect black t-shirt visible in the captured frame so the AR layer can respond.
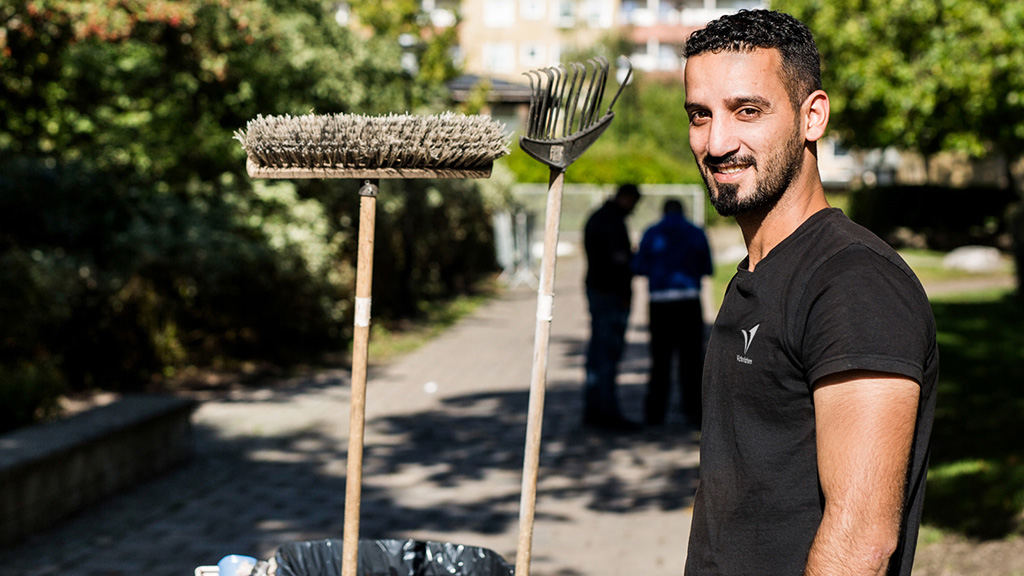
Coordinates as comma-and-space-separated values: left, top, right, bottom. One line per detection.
685, 208, 939, 576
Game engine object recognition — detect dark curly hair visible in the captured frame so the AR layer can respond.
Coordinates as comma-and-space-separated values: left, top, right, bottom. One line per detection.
684, 9, 822, 111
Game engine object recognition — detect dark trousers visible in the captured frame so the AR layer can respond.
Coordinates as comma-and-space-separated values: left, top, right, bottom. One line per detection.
645, 298, 704, 426
584, 288, 630, 422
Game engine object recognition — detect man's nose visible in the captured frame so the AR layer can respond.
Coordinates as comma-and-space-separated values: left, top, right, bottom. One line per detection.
706, 117, 739, 158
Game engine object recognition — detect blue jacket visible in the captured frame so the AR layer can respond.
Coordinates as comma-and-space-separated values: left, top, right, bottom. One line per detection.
633, 213, 713, 301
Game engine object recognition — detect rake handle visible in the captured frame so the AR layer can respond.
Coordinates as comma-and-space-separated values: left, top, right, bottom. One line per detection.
515, 167, 565, 576
342, 180, 379, 576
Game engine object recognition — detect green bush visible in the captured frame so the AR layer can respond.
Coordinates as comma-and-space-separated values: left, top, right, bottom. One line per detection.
0, 360, 66, 434
0, 0, 502, 430
295, 177, 501, 323
0, 158, 346, 392
0, 156, 501, 417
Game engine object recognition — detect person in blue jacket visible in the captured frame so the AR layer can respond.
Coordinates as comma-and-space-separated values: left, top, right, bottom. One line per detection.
633, 198, 713, 427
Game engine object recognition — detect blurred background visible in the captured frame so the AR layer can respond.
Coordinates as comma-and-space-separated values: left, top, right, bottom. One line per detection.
2, 0, 1022, 571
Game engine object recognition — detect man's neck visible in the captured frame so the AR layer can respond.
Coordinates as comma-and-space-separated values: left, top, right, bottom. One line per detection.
737, 174, 830, 271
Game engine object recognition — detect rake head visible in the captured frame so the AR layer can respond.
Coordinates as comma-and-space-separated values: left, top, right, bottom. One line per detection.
519, 57, 632, 170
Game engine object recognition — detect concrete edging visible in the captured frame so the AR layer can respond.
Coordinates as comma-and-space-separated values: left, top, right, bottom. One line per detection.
0, 394, 197, 546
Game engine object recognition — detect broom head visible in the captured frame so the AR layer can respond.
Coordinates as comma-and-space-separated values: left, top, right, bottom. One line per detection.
235, 112, 510, 179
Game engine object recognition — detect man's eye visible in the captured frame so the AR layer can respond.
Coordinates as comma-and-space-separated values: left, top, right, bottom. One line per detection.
689, 111, 710, 124
739, 108, 761, 117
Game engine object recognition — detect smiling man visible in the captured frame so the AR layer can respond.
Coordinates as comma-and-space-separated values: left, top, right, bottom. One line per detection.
681, 10, 939, 576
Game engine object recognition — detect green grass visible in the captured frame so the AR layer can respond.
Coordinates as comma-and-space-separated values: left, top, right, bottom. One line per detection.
923, 287, 1024, 539
898, 248, 1015, 284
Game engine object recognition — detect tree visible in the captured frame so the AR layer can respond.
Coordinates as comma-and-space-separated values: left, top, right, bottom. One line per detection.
0, 0, 498, 416
773, 0, 1024, 163
0, 0, 426, 183
774, 0, 1024, 289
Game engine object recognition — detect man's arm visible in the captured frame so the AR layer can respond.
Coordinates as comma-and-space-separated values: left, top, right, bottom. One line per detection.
805, 370, 920, 576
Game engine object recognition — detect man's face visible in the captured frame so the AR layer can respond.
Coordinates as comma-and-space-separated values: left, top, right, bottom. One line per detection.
684, 48, 806, 217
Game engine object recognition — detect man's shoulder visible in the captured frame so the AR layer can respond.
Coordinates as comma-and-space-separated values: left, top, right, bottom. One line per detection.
792, 208, 900, 261
762, 209, 922, 299
817, 211, 913, 271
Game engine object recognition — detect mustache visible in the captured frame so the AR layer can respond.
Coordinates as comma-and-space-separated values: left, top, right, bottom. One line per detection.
703, 153, 756, 171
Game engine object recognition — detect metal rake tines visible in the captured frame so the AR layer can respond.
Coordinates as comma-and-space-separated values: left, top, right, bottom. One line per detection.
524, 57, 613, 141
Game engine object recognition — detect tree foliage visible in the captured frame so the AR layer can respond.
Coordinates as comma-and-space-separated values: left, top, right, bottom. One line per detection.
772, 0, 1024, 163
0, 0, 499, 429
773, 0, 1024, 293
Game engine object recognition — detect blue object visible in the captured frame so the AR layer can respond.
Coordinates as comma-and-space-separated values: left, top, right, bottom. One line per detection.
218, 554, 258, 576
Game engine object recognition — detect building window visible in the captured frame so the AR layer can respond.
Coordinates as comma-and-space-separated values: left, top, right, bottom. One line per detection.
580, 0, 613, 27
520, 43, 547, 67
554, 0, 575, 27
658, 43, 681, 70
521, 0, 546, 20
484, 0, 516, 27
482, 42, 517, 74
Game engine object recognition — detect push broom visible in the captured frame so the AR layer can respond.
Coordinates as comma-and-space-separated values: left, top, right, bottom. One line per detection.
514, 56, 632, 576
234, 111, 509, 576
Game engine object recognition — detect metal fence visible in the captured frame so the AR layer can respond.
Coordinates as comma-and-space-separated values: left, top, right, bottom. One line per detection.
493, 183, 707, 286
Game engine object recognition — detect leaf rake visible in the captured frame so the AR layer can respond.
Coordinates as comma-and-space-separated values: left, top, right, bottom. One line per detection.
514, 56, 632, 576
519, 56, 631, 170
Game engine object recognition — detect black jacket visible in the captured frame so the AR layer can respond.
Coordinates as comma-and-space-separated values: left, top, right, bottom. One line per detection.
584, 200, 633, 300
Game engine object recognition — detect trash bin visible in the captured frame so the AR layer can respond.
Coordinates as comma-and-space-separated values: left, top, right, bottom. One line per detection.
274, 539, 514, 576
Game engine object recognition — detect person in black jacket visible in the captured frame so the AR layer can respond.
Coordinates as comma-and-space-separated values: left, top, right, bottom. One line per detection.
582, 183, 641, 431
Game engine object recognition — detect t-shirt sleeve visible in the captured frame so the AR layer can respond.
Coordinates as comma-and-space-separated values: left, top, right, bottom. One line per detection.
797, 244, 934, 387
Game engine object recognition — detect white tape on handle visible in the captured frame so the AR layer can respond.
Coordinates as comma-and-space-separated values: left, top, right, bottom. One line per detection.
536, 293, 554, 322
355, 297, 372, 327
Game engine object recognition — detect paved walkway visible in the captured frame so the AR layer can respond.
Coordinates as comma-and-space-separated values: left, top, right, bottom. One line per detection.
0, 253, 700, 576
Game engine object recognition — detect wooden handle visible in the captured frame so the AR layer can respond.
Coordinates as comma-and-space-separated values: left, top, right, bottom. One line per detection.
342, 181, 379, 576
515, 167, 565, 576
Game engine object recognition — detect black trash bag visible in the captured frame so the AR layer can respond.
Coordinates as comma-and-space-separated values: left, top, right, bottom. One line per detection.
274, 538, 515, 576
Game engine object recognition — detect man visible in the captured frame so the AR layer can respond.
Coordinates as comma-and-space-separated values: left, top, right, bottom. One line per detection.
632, 198, 713, 427
582, 183, 642, 431
681, 10, 938, 576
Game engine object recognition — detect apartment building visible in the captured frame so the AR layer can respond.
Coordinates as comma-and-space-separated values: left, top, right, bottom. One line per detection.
457, 0, 765, 81
620, 0, 764, 75
458, 0, 615, 81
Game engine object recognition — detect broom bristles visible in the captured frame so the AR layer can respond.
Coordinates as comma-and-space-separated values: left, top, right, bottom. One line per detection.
235, 112, 510, 172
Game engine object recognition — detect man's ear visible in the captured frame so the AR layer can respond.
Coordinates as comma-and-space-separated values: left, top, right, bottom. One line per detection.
802, 90, 830, 143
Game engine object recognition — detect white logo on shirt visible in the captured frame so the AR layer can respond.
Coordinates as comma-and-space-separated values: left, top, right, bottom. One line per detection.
736, 324, 760, 365
742, 324, 760, 354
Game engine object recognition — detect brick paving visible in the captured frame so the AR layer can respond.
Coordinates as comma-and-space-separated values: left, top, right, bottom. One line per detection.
0, 252, 700, 576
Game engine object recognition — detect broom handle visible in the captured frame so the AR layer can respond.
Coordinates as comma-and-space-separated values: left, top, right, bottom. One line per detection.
515, 167, 565, 576
342, 180, 378, 576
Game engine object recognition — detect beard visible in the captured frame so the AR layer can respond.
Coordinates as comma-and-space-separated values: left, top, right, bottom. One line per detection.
700, 125, 805, 218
